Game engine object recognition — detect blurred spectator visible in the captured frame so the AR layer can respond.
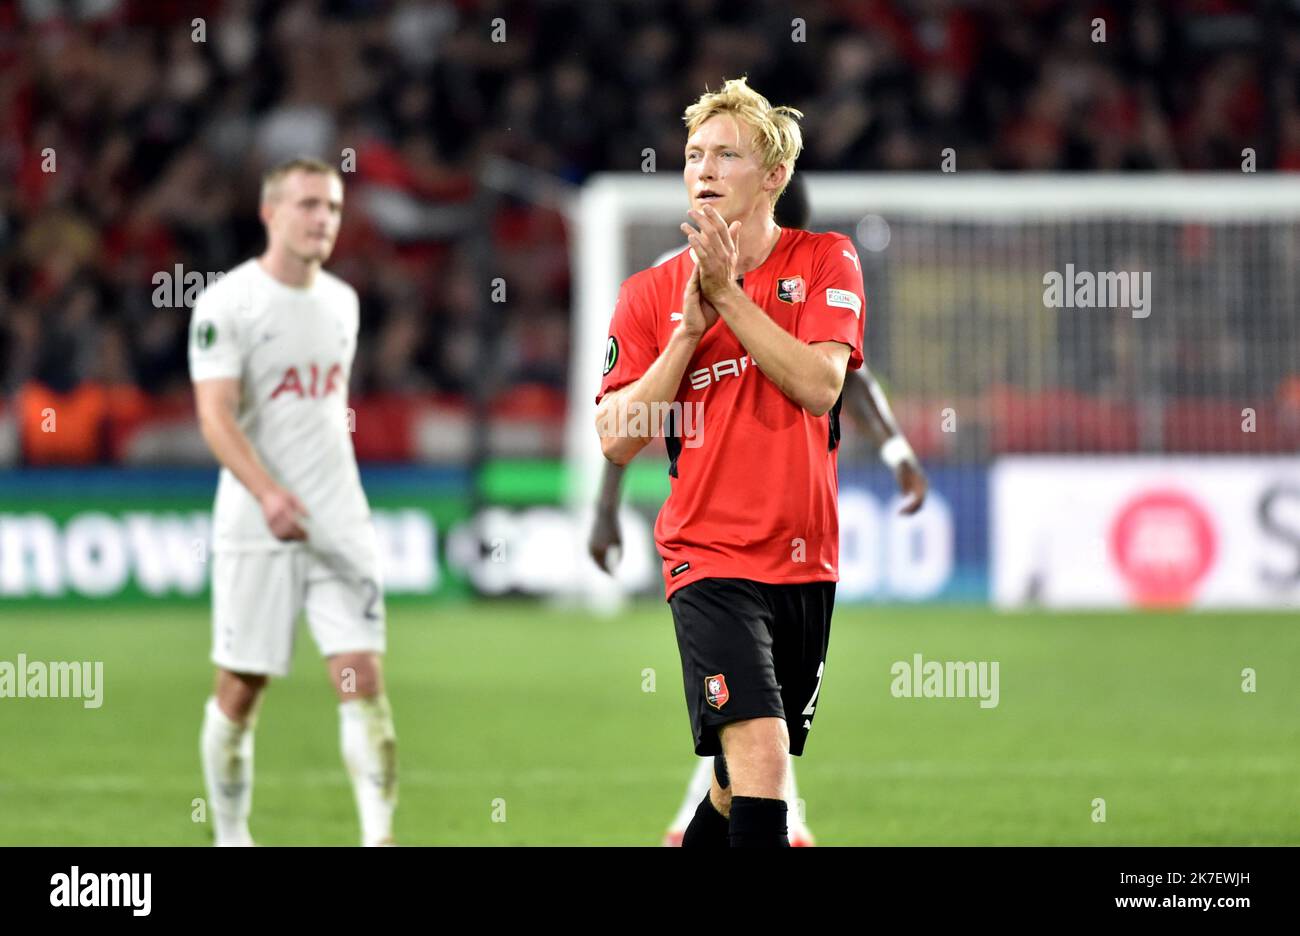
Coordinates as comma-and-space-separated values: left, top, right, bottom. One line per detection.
0, 0, 1295, 463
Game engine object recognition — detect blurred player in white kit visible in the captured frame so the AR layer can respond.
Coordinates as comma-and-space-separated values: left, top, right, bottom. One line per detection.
189, 157, 397, 846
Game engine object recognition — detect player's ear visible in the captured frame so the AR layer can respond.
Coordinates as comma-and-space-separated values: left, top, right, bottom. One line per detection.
765, 163, 788, 199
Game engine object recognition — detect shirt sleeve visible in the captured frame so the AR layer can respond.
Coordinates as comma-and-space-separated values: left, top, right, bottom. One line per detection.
188, 282, 244, 383
795, 234, 866, 372
595, 277, 660, 404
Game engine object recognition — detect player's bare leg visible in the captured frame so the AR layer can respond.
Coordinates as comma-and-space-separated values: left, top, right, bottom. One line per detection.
666, 753, 813, 845
718, 716, 790, 846
214, 668, 268, 720
719, 716, 787, 799
329, 651, 384, 699
329, 651, 398, 846
200, 669, 267, 846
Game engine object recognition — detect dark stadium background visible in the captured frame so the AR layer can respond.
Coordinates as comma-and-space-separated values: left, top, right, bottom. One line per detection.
4, 0, 1295, 469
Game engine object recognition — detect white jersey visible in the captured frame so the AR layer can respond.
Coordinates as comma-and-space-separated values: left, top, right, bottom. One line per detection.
188, 258, 372, 554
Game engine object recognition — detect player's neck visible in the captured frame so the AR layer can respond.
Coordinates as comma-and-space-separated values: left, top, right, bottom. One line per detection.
258, 249, 321, 290
735, 210, 782, 276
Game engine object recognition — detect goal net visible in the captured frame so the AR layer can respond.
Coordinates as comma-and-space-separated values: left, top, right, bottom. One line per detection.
567, 174, 1300, 607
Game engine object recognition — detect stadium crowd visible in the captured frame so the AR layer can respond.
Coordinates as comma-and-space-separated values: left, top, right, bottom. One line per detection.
0, 0, 1293, 462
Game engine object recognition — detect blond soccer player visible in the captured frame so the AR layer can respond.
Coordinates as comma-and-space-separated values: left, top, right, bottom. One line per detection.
596, 79, 869, 846
190, 158, 396, 846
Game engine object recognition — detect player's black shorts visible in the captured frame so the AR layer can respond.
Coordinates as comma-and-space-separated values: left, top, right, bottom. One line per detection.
668, 577, 834, 759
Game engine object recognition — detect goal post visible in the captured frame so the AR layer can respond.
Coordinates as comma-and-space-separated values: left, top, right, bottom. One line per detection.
567, 173, 1300, 605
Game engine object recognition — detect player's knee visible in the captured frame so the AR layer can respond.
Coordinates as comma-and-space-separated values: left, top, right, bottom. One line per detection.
215, 670, 267, 722
719, 718, 788, 792
331, 652, 383, 699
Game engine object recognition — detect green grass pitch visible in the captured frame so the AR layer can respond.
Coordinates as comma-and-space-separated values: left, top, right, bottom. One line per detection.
1, 601, 1297, 845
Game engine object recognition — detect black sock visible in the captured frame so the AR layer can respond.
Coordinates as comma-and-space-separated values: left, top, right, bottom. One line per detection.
681, 793, 730, 848
728, 796, 789, 848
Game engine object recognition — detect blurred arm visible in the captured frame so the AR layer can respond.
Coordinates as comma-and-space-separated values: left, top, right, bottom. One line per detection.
842, 366, 929, 515
841, 365, 901, 447
587, 462, 626, 573
193, 377, 307, 539
594, 461, 626, 513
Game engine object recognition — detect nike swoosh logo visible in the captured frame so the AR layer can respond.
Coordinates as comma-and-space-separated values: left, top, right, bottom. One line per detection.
670, 312, 683, 322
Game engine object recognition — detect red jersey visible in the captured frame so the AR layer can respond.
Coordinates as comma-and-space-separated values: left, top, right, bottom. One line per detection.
596, 227, 866, 599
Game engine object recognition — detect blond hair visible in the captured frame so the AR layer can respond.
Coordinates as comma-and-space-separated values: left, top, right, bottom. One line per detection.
260, 156, 342, 204
683, 76, 804, 205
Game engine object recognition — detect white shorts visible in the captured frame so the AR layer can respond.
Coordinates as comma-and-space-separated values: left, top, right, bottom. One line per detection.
211, 536, 386, 678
